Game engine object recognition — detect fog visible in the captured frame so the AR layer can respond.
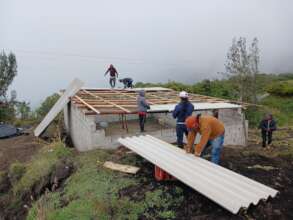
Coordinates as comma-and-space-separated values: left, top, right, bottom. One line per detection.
1, 0, 293, 107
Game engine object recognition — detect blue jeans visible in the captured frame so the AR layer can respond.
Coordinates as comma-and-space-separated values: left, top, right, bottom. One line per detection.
176, 124, 188, 148
202, 135, 224, 164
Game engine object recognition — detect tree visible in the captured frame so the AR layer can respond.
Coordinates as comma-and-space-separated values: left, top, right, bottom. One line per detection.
249, 37, 259, 104
15, 101, 31, 120
0, 51, 17, 99
225, 37, 259, 103
36, 93, 60, 119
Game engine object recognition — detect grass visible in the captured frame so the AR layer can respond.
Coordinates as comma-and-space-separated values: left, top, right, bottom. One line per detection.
8, 161, 26, 185
260, 95, 293, 126
27, 149, 184, 220
13, 141, 73, 196
245, 95, 293, 128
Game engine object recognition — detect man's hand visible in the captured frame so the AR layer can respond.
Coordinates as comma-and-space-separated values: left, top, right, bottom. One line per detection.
194, 146, 200, 157
184, 145, 192, 153
194, 152, 200, 157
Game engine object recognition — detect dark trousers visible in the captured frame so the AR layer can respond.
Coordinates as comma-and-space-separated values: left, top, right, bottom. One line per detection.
124, 82, 133, 88
127, 81, 133, 88
176, 124, 188, 148
261, 130, 272, 147
110, 77, 116, 88
139, 114, 146, 132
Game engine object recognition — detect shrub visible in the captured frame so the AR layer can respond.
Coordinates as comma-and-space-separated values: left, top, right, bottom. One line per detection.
13, 142, 73, 196
267, 80, 293, 96
8, 162, 26, 185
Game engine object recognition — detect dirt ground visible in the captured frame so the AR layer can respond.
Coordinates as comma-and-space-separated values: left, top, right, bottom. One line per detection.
1, 128, 292, 219
114, 139, 293, 220
0, 131, 41, 171
105, 118, 171, 136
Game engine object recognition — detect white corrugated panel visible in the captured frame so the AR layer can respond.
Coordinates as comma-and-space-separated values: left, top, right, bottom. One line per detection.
118, 135, 278, 214
149, 102, 241, 112
34, 78, 84, 137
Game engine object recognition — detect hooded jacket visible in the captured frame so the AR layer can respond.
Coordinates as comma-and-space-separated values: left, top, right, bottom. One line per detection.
173, 100, 194, 123
137, 90, 150, 112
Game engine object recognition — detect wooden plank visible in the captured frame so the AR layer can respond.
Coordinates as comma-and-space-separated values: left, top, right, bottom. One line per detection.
74, 95, 100, 114
113, 90, 155, 105
102, 161, 140, 174
82, 89, 132, 113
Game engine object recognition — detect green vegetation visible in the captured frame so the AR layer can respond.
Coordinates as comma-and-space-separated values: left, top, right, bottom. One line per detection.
13, 142, 73, 196
8, 162, 26, 185
27, 150, 183, 220
136, 73, 293, 127
267, 80, 293, 96
35, 93, 60, 120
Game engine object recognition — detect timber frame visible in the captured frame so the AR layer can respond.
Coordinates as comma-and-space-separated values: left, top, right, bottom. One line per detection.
70, 88, 245, 115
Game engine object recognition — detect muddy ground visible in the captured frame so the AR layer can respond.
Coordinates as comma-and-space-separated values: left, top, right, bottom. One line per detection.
114, 143, 293, 220
1, 128, 293, 219
0, 131, 41, 171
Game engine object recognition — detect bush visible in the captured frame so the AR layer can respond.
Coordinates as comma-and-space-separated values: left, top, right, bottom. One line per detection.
267, 80, 293, 96
13, 142, 73, 196
35, 93, 60, 119
8, 162, 26, 185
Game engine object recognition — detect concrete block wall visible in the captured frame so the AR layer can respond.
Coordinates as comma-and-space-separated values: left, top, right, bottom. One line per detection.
66, 104, 101, 151
64, 102, 248, 151
153, 109, 248, 146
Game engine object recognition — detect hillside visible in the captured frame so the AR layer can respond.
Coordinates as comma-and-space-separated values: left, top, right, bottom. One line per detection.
136, 73, 293, 127
1, 73, 293, 219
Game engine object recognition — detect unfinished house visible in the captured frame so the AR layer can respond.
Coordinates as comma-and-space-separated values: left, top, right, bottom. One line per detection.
63, 87, 248, 151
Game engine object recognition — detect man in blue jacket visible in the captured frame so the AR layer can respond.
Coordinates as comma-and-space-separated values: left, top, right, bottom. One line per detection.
173, 91, 194, 148
259, 114, 277, 148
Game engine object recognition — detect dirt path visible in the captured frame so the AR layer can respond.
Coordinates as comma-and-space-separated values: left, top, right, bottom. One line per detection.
0, 131, 41, 171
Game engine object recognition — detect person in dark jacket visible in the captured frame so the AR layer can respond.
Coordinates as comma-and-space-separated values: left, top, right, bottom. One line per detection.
119, 78, 133, 88
172, 91, 194, 148
137, 90, 150, 132
259, 114, 277, 148
104, 64, 118, 88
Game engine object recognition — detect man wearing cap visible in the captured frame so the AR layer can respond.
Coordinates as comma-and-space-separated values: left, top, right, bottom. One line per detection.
185, 114, 225, 164
172, 91, 194, 148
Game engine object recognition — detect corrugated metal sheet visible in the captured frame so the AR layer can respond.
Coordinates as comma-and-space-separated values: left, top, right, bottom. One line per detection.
149, 102, 241, 112
118, 135, 278, 214
34, 78, 84, 136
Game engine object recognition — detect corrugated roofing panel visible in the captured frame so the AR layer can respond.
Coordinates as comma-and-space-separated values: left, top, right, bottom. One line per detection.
118, 135, 278, 214
34, 78, 84, 136
149, 102, 241, 112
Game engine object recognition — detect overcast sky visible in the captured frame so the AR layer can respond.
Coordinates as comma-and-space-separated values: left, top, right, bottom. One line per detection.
1, 0, 293, 107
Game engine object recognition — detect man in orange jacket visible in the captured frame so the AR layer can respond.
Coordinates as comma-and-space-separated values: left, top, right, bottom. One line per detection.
185, 114, 225, 164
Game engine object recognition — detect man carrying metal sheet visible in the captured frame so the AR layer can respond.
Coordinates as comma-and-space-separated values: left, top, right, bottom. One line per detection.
185, 114, 225, 164
172, 91, 194, 148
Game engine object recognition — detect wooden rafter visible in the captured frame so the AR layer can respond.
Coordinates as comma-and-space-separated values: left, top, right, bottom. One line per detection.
74, 95, 100, 114
82, 89, 132, 113
71, 88, 247, 115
